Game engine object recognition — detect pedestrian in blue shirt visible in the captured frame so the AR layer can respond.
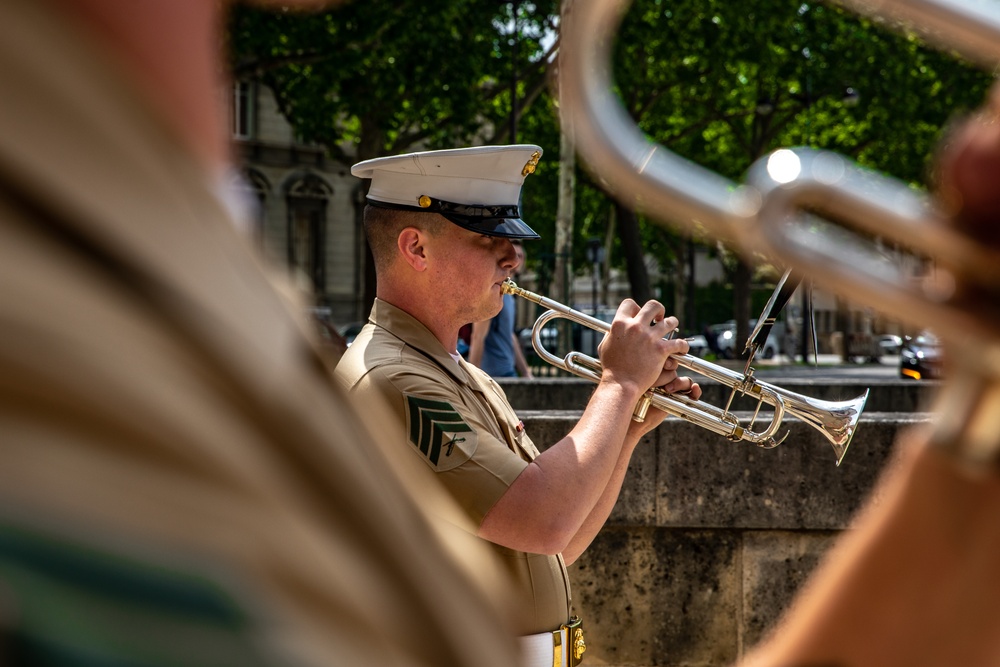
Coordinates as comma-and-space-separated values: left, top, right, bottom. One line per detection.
469, 240, 534, 378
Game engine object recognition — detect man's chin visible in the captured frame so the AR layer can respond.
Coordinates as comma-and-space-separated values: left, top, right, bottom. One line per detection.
482, 291, 505, 320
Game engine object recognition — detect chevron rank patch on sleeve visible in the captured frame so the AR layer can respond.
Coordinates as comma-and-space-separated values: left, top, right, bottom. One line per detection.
404, 395, 478, 471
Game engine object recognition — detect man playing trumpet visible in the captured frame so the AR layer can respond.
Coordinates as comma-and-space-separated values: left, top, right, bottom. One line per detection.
336, 144, 700, 667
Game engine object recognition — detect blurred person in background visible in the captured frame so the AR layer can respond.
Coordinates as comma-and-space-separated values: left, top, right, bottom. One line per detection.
0, 1, 521, 665
469, 239, 535, 378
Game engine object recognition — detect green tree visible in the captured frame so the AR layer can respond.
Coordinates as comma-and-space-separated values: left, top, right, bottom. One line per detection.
228, 0, 560, 312
604, 0, 992, 353
228, 1, 559, 162
226, 1, 991, 339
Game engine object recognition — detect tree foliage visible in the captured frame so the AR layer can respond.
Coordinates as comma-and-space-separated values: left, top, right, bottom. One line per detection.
228, 1, 559, 161
599, 0, 992, 341
227, 0, 993, 329
608, 0, 993, 225
617, 1, 990, 170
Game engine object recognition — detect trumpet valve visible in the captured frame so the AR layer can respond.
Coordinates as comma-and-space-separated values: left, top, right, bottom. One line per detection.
632, 392, 653, 423
724, 417, 745, 442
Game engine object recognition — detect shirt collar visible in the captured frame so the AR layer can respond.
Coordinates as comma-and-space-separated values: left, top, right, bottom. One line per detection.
369, 299, 473, 386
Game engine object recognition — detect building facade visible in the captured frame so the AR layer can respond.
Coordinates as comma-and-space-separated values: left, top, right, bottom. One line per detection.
230, 80, 366, 326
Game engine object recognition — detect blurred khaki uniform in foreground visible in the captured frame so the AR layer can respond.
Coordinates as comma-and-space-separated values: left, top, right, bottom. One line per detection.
0, 3, 518, 666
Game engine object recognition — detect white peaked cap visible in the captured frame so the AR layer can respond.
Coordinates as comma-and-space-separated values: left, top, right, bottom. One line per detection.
351, 144, 543, 239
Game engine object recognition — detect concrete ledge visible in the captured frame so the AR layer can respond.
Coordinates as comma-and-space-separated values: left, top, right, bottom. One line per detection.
499, 377, 941, 413
520, 410, 932, 666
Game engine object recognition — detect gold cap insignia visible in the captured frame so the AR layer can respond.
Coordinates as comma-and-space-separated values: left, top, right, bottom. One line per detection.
521, 151, 541, 177
417, 195, 432, 208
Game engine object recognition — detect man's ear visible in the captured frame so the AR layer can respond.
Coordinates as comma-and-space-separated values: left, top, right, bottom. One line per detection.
397, 227, 428, 271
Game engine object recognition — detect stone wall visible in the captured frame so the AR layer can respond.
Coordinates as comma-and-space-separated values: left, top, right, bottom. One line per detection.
515, 382, 935, 667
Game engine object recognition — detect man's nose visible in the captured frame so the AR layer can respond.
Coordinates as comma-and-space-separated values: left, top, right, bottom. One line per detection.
500, 240, 518, 267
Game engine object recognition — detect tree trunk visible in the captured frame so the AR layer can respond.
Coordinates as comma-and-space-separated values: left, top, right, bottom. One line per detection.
555, 2, 575, 358
601, 203, 616, 307
616, 203, 651, 304
554, 130, 575, 355
800, 281, 814, 363
837, 295, 851, 362
686, 238, 696, 330
672, 249, 684, 327
733, 258, 753, 359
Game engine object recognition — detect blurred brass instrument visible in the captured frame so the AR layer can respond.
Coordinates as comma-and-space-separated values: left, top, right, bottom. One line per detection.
502, 279, 868, 466
557, 0, 1000, 465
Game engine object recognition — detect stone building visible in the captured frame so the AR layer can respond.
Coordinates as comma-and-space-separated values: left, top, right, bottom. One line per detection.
229, 80, 366, 327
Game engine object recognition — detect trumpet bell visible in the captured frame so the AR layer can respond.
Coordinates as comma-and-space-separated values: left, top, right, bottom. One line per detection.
766, 385, 870, 466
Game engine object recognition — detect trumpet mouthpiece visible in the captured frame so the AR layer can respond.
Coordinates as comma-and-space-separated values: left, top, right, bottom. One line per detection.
500, 278, 545, 306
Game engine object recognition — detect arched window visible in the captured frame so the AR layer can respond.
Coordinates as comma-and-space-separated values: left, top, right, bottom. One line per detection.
285, 173, 332, 294
240, 169, 269, 245
225, 168, 270, 247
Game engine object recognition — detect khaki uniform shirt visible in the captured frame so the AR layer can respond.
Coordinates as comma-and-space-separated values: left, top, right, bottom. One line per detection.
0, 3, 520, 666
337, 299, 572, 635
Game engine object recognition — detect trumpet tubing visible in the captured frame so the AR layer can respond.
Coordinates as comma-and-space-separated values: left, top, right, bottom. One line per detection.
502, 280, 867, 466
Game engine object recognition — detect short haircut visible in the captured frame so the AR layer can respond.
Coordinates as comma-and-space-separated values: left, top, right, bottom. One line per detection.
363, 205, 447, 273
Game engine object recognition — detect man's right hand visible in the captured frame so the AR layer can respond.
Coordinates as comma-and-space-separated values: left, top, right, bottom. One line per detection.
597, 299, 690, 395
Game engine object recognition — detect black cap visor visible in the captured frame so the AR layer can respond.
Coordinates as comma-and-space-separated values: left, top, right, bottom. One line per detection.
367, 197, 540, 240
441, 212, 539, 239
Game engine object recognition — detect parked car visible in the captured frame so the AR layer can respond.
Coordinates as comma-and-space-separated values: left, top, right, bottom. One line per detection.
712, 320, 781, 359
337, 321, 365, 347
519, 324, 559, 362
707, 323, 733, 357
684, 334, 709, 358
899, 330, 943, 380
878, 334, 903, 355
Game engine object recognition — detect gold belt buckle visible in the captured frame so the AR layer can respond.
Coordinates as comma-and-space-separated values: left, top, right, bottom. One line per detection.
553, 616, 586, 667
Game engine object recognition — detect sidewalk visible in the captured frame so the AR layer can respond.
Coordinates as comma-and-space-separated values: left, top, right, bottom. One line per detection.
749, 353, 900, 367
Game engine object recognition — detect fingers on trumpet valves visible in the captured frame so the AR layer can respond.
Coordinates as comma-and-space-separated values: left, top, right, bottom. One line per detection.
652, 367, 677, 389
688, 379, 703, 401
659, 376, 702, 401
615, 298, 642, 319
652, 359, 702, 399
653, 319, 681, 342
637, 300, 667, 325
662, 335, 690, 356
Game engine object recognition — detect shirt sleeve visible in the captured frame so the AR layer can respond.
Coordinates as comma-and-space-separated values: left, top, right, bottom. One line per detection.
352, 366, 529, 527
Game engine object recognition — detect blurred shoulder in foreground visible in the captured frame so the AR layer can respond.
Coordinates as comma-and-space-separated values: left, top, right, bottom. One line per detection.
0, 2, 517, 666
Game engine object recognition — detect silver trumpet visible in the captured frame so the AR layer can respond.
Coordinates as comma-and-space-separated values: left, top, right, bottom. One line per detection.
502, 279, 868, 466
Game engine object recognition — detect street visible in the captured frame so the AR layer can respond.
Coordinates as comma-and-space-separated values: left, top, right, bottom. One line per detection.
747, 354, 919, 383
